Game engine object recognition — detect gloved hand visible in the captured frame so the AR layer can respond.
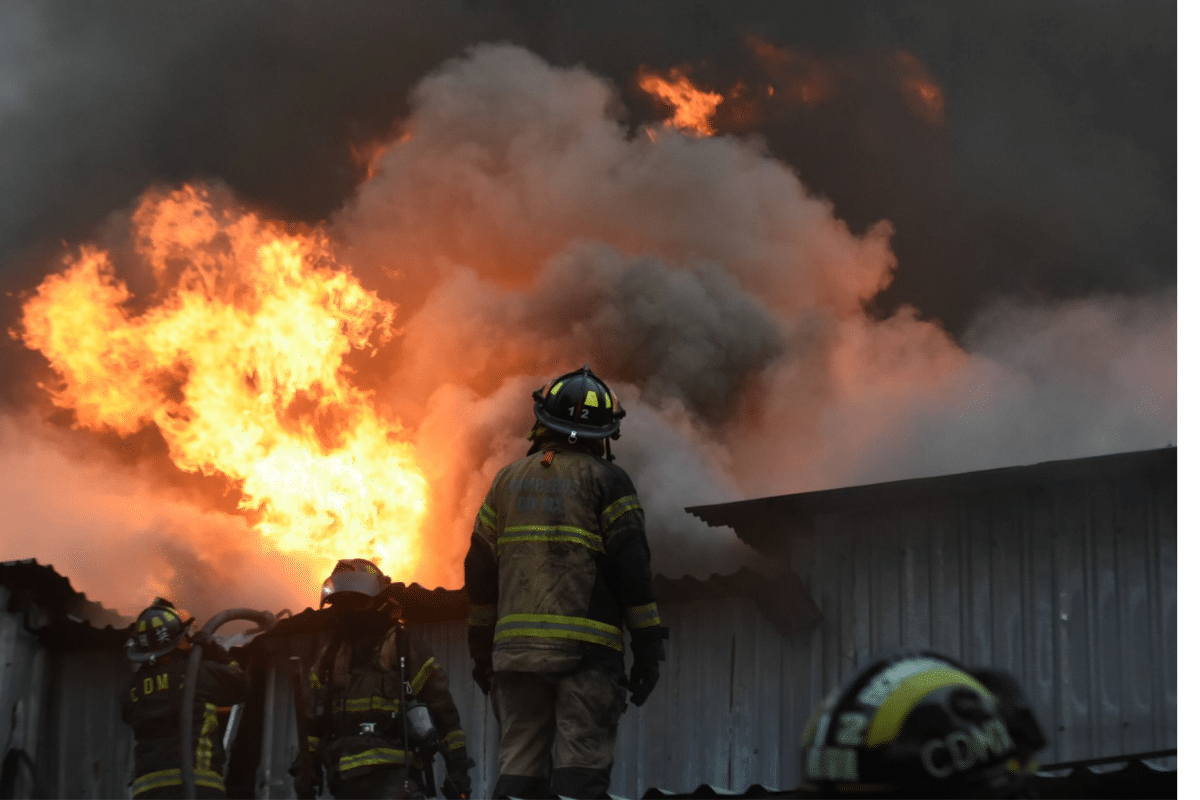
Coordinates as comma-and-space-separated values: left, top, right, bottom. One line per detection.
628, 630, 665, 707
292, 774, 319, 800
441, 769, 472, 799
472, 656, 493, 695
441, 754, 474, 799
628, 657, 659, 707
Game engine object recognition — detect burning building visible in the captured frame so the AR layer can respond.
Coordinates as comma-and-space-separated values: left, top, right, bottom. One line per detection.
0, 3, 1177, 798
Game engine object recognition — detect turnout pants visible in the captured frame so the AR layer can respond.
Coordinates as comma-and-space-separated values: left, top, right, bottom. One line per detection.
491, 658, 627, 799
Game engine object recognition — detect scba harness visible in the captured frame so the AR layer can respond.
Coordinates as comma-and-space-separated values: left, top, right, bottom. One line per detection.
313, 624, 439, 783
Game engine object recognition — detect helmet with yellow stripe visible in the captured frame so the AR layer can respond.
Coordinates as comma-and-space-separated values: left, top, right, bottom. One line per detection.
126, 597, 195, 663
800, 650, 1046, 798
532, 365, 625, 441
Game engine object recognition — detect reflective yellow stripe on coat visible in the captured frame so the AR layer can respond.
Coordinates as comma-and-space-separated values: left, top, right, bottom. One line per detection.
338, 746, 411, 774
496, 613, 624, 652
132, 768, 224, 797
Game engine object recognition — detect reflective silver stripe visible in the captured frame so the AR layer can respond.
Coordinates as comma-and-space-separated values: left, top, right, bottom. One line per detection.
624, 602, 661, 629
477, 503, 498, 531
496, 613, 624, 651
499, 525, 603, 552
601, 495, 641, 530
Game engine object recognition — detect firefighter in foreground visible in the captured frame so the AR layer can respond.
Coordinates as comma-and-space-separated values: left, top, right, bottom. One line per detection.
293, 558, 474, 799
122, 598, 250, 799
465, 366, 667, 799
799, 649, 1047, 799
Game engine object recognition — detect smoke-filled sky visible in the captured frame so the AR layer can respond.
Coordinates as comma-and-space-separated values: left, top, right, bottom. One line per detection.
0, 1, 1177, 618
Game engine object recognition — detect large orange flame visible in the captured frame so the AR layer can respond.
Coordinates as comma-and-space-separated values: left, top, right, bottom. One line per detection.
637, 67, 724, 136
19, 184, 429, 581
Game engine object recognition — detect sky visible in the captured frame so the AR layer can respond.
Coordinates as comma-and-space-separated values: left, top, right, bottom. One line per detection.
0, 1, 1178, 619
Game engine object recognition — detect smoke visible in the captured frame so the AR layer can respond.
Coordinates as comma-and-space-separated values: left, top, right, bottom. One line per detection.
0, 24, 1176, 612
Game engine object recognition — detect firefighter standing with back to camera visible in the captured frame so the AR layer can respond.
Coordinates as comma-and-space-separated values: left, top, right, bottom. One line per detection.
465, 366, 667, 799
293, 558, 474, 800
122, 598, 250, 799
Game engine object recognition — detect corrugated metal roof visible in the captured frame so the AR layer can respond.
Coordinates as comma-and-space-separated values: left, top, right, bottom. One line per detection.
687, 447, 1174, 555
0, 559, 130, 631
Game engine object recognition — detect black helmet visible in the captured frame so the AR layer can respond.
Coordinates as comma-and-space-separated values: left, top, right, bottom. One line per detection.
126, 598, 194, 663
800, 650, 1046, 798
532, 366, 625, 441
320, 558, 391, 609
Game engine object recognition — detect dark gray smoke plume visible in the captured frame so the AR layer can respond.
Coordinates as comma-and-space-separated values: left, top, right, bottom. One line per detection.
0, 3, 1176, 610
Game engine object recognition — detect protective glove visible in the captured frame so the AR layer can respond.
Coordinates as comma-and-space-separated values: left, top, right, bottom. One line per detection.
292, 775, 319, 800
628, 628, 665, 707
441, 769, 472, 799
288, 761, 321, 799
472, 657, 493, 695
441, 754, 474, 799
628, 657, 659, 707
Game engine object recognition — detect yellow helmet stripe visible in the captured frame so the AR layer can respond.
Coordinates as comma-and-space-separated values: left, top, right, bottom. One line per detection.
864, 667, 993, 746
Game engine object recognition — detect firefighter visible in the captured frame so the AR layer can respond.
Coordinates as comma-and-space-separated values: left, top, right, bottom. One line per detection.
121, 597, 249, 799
293, 558, 474, 800
464, 365, 667, 799
799, 649, 1048, 799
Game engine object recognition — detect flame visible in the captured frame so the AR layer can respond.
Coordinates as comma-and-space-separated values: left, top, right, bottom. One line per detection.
637, 67, 723, 136
894, 51, 945, 125
745, 36, 836, 105
19, 184, 429, 581
351, 130, 412, 181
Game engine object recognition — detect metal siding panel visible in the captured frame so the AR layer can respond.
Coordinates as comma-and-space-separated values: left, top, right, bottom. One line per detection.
869, 514, 901, 657
1027, 487, 1061, 760
928, 506, 962, 657
0, 597, 49, 799
989, 494, 1023, 677
850, 517, 871, 680
1089, 484, 1123, 759
1151, 479, 1177, 751
1053, 488, 1092, 762
900, 512, 931, 649
965, 501, 993, 665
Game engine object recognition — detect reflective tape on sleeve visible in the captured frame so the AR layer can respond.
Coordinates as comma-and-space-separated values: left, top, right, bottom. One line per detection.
624, 602, 661, 630
477, 503, 498, 532
496, 613, 624, 652
443, 729, 468, 751
601, 495, 642, 530
410, 657, 437, 695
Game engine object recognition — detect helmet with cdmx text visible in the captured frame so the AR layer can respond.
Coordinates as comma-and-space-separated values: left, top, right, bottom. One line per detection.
320, 557, 391, 609
532, 365, 625, 441
126, 597, 195, 663
800, 649, 1046, 799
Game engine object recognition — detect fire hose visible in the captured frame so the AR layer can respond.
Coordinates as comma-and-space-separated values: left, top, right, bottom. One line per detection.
180, 608, 277, 800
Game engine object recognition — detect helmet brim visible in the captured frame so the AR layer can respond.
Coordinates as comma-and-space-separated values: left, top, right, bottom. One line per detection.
320, 571, 386, 607
534, 403, 621, 439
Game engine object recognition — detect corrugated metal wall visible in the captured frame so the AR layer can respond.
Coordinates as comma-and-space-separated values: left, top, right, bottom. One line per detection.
0, 586, 135, 800
249, 599, 810, 799
0, 585, 49, 799
0, 450, 1175, 798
